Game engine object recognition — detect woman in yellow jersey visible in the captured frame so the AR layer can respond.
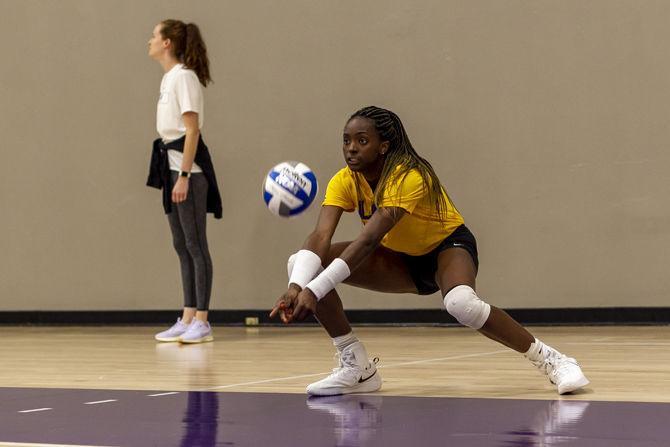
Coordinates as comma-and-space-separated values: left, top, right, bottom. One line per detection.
270, 106, 588, 396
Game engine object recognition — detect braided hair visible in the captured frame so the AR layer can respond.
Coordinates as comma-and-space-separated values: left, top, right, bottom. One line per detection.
348, 106, 455, 221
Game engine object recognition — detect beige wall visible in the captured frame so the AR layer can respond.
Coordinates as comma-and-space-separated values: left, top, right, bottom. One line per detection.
1, 0, 668, 311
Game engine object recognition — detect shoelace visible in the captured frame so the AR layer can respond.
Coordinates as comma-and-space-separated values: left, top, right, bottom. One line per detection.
331, 351, 343, 372
330, 351, 379, 372
533, 351, 576, 383
320, 352, 356, 383
549, 357, 577, 381
326, 351, 379, 380
531, 350, 564, 375
329, 350, 356, 374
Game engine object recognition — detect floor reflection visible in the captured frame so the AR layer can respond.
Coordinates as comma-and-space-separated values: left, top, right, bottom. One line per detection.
154, 342, 219, 446
502, 400, 590, 446
180, 391, 219, 447
306, 394, 383, 447
154, 340, 216, 388
305, 394, 591, 447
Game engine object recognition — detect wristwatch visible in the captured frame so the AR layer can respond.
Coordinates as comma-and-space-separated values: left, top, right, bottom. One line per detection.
179, 170, 191, 178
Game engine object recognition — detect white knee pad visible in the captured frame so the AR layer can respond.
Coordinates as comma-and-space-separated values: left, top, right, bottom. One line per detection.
444, 285, 491, 329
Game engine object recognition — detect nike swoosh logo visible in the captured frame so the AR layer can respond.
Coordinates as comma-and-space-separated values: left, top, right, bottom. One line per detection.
358, 370, 377, 383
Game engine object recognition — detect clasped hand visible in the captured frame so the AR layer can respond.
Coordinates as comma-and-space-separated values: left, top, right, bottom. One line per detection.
172, 177, 189, 203
270, 284, 317, 323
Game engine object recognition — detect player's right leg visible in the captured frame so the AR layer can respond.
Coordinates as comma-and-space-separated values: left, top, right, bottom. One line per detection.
287, 242, 416, 396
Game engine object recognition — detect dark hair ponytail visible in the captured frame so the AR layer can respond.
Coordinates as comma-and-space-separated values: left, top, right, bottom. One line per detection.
160, 19, 212, 86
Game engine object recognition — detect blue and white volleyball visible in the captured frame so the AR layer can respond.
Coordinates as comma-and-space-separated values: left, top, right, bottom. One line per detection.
263, 161, 318, 217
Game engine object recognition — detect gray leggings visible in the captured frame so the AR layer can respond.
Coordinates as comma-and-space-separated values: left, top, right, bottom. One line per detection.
167, 171, 213, 311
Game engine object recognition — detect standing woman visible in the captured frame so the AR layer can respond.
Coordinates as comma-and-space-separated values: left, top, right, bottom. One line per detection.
147, 20, 222, 343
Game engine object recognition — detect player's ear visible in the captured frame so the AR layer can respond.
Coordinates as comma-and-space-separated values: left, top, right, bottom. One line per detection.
380, 141, 390, 155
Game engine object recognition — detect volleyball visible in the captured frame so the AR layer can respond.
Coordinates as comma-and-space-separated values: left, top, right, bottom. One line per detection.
263, 161, 318, 217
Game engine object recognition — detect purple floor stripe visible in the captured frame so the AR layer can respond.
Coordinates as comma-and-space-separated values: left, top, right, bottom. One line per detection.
0, 387, 668, 446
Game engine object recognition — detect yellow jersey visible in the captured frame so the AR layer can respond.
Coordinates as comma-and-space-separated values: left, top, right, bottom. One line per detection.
322, 167, 465, 256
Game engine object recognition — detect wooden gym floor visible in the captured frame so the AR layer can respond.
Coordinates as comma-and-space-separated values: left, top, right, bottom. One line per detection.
1, 325, 669, 446
1, 325, 669, 401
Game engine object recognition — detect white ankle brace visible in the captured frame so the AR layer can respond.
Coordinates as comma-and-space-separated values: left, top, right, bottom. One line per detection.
333, 331, 358, 352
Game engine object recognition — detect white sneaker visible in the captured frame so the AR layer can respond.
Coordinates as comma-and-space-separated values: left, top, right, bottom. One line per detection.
306, 342, 382, 396
531, 348, 590, 394
154, 318, 190, 342
179, 320, 214, 344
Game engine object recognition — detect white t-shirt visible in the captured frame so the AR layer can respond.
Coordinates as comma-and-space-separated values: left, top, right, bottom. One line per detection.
156, 64, 204, 172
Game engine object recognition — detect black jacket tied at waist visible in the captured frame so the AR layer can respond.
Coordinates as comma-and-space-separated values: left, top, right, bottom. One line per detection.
146, 135, 223, 219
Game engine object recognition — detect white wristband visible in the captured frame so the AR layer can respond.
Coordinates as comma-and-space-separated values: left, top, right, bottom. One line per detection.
288, 250, 322, 289
305, 258, 351, 300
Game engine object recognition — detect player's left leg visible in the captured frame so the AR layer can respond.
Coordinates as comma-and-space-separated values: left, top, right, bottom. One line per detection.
435, 247, 589, 394
287, 242, 416, 395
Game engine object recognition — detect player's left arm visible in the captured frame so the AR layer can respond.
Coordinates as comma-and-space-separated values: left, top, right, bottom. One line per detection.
289, 206, 406, 321
172, 112, 199, 203
338, 206, 406, 270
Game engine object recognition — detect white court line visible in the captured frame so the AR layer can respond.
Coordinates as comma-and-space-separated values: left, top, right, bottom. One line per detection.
147, 392, 179, 397
208, 372, 331, 390
83, 400, 117, 405
0, 442, 118, 447
567, 341, 670, 346
591, 337, 613, 342
378, 350, 509, 368
17, 408, 52, 414
207, 349, 508, 391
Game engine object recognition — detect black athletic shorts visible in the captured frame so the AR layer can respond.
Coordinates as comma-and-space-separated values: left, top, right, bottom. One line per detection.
400, 224, 479, 295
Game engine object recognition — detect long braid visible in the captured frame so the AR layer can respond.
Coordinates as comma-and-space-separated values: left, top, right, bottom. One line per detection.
349, 106, 455, 221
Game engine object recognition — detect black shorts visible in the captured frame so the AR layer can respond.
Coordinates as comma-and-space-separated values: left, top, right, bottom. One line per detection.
400, 224, 479, 295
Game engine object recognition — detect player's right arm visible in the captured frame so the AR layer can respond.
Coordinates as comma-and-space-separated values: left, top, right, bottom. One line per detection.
299, 205, 343, 264
270, 205, 344, 322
